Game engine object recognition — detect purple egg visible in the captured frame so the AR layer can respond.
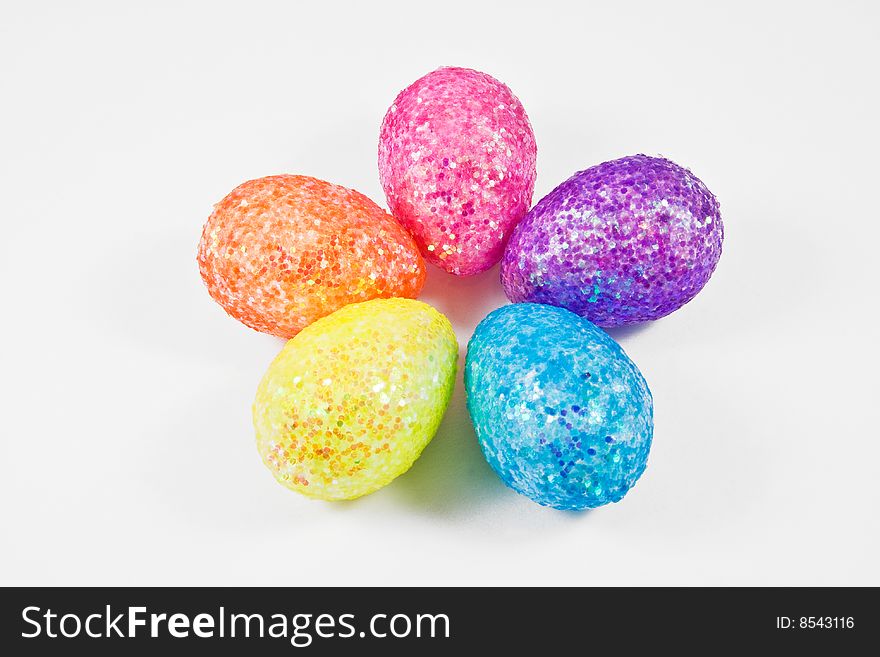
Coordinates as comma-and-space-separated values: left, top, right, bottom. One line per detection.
501, 155, 723, 327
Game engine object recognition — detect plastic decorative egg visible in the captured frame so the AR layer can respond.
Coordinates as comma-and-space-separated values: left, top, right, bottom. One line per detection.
465, 303, 653, 510
501, 155, 723, 327
198, 175, 425, 338
253, 298, 458, 501
379, 67, 537, 276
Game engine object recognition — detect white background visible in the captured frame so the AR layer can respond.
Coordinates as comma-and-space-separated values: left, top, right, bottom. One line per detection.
2, 1, 878, 586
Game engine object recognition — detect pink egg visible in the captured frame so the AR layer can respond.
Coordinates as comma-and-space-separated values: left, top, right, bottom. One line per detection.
379, 67, 537, 276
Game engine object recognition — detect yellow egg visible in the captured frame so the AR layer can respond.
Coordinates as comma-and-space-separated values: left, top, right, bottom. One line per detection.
253, 298, 458, 500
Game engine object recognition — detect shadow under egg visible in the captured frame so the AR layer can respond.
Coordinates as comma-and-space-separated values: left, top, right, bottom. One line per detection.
377, 348, 512, 518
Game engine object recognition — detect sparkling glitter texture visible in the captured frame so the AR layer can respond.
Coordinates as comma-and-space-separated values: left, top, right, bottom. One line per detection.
465, 303, 653, 510
501, 155, 723, 327
198, 175, 425, 338
379, 67, 537, 276
253, 298, 458, 501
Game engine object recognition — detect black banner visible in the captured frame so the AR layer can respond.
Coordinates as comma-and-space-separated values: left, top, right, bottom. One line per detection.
1, 587, 875, 653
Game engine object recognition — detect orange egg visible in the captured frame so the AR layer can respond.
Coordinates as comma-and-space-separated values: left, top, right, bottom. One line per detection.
198, 175, 426, 338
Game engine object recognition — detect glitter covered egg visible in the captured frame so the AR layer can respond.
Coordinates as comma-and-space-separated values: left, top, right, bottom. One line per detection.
198, 175, 425, 338
379, 67, 537, 276
501, 155, 723, 327
253, 298, 458, 501
465, 303, 653, 510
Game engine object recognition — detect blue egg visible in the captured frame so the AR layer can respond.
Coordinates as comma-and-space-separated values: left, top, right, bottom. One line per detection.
465, 303, 653, 510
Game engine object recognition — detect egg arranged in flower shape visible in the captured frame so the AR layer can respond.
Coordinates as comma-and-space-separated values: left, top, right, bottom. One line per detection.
379, 67, 537, 275
198, 175, 426, 338
502, 155, 723, 327
253, 298, 458, 501
465, 303, 653, 510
